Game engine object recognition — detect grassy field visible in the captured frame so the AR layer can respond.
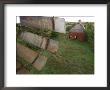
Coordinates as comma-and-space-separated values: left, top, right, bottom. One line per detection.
17, 33, 94, 74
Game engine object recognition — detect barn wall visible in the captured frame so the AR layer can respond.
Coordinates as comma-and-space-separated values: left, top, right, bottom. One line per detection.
69, 32, 86, 42
20, 16, 53, 31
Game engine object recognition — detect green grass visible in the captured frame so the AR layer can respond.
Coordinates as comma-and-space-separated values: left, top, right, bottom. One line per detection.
28, 33, 94, 74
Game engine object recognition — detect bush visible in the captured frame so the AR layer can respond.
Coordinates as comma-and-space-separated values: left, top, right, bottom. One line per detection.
66, 22, 75, 32
66, 25, 73, 32
50, 32, 59, 39
84, 22, 94, 50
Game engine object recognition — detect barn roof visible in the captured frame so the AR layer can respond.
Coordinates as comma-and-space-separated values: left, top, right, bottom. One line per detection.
70, 22, 85, 32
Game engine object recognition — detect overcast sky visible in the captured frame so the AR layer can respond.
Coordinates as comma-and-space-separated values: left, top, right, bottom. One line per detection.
60, 16, 94, 22
16, 16, 94, 23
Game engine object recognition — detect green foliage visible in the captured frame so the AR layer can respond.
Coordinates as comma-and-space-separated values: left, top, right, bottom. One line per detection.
50, 31, 59, 39
16, 24, 23, 37
84, 22, 94, 51
65, 22, 76, 32
66, 25, 73, 32
16, 24, 52, 37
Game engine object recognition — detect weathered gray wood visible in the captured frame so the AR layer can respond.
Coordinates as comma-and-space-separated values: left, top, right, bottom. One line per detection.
20, 32, 43, 47
33, 55, 47, 71
54, 17, 65, 33
20, 32, 59, 53
20, 16, 53, 31
47, 39, 59, 53
17, 43, 39, 63
40, 37, 48, 49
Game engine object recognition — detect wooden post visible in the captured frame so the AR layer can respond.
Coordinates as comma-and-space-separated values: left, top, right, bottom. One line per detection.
52, 16, 55, 31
